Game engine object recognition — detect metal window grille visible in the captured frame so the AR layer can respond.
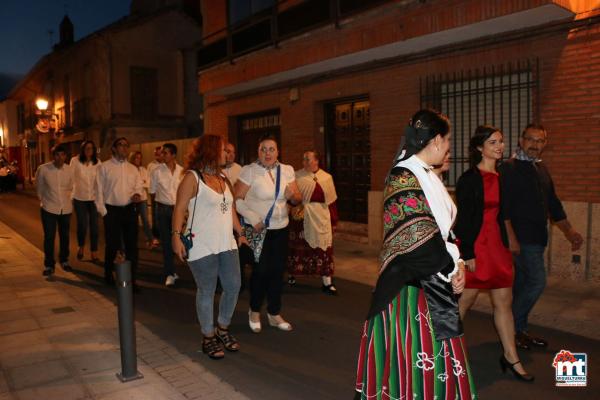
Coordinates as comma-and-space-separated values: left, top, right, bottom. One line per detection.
420, 59, 539, 186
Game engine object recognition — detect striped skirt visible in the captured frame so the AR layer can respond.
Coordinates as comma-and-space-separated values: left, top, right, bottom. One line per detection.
355, 286, 477, 400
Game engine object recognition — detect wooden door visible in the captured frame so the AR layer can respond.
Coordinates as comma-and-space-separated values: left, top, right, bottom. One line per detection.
327, 100, 370, 223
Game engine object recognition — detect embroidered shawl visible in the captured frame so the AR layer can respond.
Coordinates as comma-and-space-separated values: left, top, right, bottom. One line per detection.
368, 167, 462, 340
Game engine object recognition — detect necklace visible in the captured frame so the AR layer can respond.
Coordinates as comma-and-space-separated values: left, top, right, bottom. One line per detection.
312, 168, 319, 182
202, 172, 228, 214
218, 177, 228, 214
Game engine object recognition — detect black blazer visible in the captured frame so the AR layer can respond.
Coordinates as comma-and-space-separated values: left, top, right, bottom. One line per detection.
454, 167, 508, 260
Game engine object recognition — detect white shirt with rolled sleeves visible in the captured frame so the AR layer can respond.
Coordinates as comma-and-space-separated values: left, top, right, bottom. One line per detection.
149, 163, 183, 205
35, 162, 74, 215
235, 162, 295, 230
70, 156, 101, 201
95, 157, 143, 217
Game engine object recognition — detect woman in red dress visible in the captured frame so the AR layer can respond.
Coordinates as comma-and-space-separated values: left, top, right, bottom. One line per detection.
454, 125, 534, 382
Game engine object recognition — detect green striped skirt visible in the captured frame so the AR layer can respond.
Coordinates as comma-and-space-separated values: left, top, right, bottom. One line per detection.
355, 285, 477, 399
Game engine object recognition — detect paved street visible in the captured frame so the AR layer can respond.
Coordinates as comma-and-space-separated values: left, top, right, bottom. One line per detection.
0, 189, 598, 399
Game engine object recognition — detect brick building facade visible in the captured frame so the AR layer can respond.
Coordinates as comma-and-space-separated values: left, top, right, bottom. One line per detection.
197, 0, 600, 282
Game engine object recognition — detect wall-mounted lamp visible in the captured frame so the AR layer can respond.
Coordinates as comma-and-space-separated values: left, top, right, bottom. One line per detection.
36, 98, 49, 111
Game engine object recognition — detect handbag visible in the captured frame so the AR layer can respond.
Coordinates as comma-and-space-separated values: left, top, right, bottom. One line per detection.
241, 165, 281, 263
180, 170, 201, 259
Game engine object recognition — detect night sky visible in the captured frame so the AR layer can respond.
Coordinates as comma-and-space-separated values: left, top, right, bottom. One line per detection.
0, 0, 131, 76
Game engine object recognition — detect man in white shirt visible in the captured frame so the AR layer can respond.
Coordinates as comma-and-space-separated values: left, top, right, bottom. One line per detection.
95, 137, 143, 287
147, 145, 163, 246
149, 143, 183, 286
35, 145, 74, 276
223, 142, 242, 185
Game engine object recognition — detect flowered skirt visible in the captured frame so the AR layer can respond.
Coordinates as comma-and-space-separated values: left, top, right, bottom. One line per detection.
286, 217, 334, 276
355, 286, 477, 400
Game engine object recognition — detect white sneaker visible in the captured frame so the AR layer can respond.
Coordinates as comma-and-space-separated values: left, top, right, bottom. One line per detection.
165, 274, 178, 286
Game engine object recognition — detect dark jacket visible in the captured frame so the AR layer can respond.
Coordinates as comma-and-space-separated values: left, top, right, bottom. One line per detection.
498, 158, 566, 246
454, 167, 508, 260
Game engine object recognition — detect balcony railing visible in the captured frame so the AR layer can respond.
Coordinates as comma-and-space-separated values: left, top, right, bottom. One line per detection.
197, 0, 389, 71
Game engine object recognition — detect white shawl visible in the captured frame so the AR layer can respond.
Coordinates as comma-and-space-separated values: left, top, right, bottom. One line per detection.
295, 169, 338, 250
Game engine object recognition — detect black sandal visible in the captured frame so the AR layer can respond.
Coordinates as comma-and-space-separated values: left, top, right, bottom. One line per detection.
215, 327, 240, 352
322, 283, 338, 296
202, 336, 225, 359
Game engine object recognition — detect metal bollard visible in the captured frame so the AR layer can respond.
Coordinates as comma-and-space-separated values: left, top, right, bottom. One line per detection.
115, 253, 143, 382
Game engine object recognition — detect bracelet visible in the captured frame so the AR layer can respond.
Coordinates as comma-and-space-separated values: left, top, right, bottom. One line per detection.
172, 230, 182, 236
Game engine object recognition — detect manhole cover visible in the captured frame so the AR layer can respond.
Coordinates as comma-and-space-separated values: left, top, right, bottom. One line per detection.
51, 306, 75, 314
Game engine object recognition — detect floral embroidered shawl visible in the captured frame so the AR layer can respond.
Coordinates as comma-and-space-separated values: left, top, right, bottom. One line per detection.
367, 167, 462, 340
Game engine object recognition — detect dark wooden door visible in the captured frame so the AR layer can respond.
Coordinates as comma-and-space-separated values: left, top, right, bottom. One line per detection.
236, 111, 281, 166
327, 100, 370, 223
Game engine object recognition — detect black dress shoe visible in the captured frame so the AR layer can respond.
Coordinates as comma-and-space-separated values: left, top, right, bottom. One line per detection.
322, 284, 338, 295
499, 355, 535, 382
61, 262, 73, 272
523, 332, 548, 348
42, 267, 55, 276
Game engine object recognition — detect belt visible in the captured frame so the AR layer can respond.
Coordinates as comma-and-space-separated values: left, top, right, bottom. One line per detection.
156, 202, 174, 208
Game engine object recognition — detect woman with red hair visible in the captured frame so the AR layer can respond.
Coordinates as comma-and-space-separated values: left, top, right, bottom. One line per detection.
172, 134, 247, 360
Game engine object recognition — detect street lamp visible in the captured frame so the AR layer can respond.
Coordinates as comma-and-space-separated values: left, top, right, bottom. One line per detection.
36, 98, 49, 111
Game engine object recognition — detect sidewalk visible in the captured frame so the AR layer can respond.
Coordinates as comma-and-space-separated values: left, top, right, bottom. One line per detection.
0, 221, 249, 400
333, 239, 600, 341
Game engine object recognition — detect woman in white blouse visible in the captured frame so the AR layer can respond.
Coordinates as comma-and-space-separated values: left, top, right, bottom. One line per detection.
235, 134, 302, 333
172, 134, 247, 360
129, 151, 153, 247
71, 140, 101, 261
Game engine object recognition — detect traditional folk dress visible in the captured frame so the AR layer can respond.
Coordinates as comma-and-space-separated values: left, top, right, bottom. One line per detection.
355, 156, 477, 400
287, 169, 338, 277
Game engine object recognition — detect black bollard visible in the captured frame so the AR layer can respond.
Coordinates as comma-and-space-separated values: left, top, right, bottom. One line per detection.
115, 255, 143, 382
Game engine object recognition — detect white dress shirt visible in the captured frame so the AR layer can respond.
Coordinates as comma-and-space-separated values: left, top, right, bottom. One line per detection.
95, 157, 143, 216
236, 162, 295, 230
223, 162, 242, 185
134, 165, 149, 202
35, 162, 74, 215
70, 156, 101, 201
147, 160, 162, 178
149, 163, 183, 205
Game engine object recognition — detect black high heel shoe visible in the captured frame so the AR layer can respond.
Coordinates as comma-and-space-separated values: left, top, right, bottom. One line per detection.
499, 355, 535, 382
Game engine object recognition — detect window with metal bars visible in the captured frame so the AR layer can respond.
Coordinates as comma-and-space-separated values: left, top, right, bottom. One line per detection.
420, 59, 539, 186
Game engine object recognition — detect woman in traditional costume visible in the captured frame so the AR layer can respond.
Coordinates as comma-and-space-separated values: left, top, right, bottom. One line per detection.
355, 109, 476, 400
287, 150, 339, 294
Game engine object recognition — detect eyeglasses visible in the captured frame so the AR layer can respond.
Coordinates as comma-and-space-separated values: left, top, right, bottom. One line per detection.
523, 136, 546, 145
260, 147, 277, 153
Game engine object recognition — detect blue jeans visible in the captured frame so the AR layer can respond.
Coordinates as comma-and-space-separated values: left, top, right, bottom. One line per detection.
512, 244, 546, 333
156, 203, 175, 277
188, 250, 241, 336
134, 201, 153, 242
73, 199, 99, 251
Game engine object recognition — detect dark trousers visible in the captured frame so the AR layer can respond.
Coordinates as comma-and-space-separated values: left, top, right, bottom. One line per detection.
250, 227, 289, 315
40, 208, 71, 268
73, 199, 99, 251
156, 202, 175, 277
150, 197, 159, 239
103, 204, 138, 282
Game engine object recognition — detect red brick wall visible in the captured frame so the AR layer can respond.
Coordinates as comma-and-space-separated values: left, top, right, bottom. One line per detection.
203, 19, 600, 202
199, 0, 578, 93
